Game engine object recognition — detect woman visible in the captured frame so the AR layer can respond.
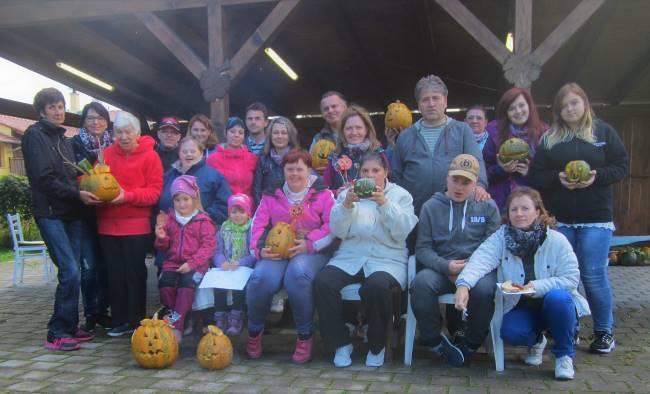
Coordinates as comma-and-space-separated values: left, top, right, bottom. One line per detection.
323, 105, 388, 194
252, 116, 300, 205
188, 114, 219, 159
529, 83, 628, 354
483, 88, 545, 211
315, 152, 417, 368
71, 102, 113, 332
465, 104, 489, 151
246, 149, 334, 364
455, 187, 590, 380
207, 117, 257, 202
96, 111, 163, 337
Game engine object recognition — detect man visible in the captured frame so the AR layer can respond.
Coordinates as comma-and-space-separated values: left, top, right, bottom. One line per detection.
22, 88, 98, 351
465, 105, 489, 151
391, 75, 489, 215
155, 116, 183, 172
244, 102, 269, 155
309, 91, 348, 151
410, 154, 500, 366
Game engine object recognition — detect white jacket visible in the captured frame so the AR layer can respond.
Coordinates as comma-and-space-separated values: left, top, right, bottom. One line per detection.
328, 181, 418, 289
457, 225, 591, 317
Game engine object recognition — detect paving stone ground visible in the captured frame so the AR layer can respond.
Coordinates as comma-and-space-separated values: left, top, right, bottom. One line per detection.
0, 257, 649, 393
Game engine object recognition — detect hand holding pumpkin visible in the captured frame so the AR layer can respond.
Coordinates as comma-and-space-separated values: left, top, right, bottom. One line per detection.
368, 185, 386, 206
288, 238, 309, 257
80, 190, 102, 205
343, 188, 360, 209
109, 187, 125, 205
176, 263, 191, 274
574, 170, 596, 189
514, 159, 530, 176
559, 172, 578, 190
385, 128, 400, 148
497, 156, 518, 173
260, 247, 282, 260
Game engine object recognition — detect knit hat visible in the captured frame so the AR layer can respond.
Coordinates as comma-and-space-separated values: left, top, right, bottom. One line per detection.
226, 116, 245, 131
228, 193, 252, 217
448, 154, 480, 182
171, 175, 200, 199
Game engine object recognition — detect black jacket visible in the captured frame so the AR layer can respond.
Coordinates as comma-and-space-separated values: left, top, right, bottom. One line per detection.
529, 119, 629, 224
155, 143, 179, 173
253, 154, 284, 205
22, 120, 83, 220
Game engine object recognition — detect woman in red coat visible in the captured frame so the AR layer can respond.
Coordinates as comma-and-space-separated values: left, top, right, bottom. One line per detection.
207, 117, 257, 202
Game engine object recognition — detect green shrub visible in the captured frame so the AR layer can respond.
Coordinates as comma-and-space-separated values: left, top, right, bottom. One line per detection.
0, 174, 39, 248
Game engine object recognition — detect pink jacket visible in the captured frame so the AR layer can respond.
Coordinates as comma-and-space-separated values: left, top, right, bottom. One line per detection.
207, 144, 257, 202
251, 179, 335, 258
154, 211, 217, 274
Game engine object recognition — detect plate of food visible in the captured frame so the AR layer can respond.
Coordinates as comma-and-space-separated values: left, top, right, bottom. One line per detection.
498, 280, 535, 295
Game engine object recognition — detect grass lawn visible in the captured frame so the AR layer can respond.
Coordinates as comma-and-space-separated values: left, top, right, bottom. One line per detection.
0, 249, 14, 263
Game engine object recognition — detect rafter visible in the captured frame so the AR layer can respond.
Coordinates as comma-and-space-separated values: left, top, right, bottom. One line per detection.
607, 45, 650, 106
514, 0, 532, 55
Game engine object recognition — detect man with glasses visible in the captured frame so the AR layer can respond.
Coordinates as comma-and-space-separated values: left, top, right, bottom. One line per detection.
155, 116, 184, 172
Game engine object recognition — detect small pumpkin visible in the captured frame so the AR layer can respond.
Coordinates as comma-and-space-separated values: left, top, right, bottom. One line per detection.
353, 177, 376, 198
385, 100, 413, 130
498, 138, 530, 162
265, 222, 296, 259
564, 160, 592, 183
79, 164, 120, 201
619, 251, 638, 266
311, 139, 336, 169
131, 313, 178, 369
196, 325, 233, 369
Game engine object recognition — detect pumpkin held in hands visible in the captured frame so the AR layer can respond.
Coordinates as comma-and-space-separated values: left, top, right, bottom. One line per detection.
564, 160, 592, 183
131, 314, 178, 369
311, 139, 336, 169
196, 325, 233, 370
265, 222, 296, 259
385, 100, 413, 130
498, 138, 530, 162
79, 164, 120, 201
353, 178, 376, 198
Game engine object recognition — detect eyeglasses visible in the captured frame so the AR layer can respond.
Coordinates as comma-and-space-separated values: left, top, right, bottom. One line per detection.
466, 116, 485, 121
86, 116, 107, 123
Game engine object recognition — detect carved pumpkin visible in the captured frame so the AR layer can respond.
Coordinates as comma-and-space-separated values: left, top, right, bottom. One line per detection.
311, 139, 336, 169
498, 138, 530, 162
564, 160, 591, 183
265, 222, 296, 259
79, 164, 120, 201
385, 100, 413, 130
131, 314, 178, 369
196, 325, 233, 370
353, 177, 376, 198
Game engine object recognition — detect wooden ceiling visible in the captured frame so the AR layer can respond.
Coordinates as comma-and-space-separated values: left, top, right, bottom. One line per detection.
0, 0, 649, 123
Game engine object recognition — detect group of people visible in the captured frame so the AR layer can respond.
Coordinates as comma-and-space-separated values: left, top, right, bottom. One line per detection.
21, 73, 628, 381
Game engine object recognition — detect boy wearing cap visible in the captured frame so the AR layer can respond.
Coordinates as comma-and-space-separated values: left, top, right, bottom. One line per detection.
410, 154, 500, 366
156, 116, 184, 172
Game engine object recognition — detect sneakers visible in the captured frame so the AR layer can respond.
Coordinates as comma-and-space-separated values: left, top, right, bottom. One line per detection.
73, 327, 95, 342
45, 337, 80, 351
524, 334, 547, 366
431, 334, 464, 367
292, 336, 313, 364
554, 355, 575, 380
365, 348, 385, 367
82, 314, 113, 332
226, 310, 245, 336
246, 332, 263, 359
333, 343, 353, 368
213, 311, 228, 332
106, 323, 135, 337
590, 331, 615, 354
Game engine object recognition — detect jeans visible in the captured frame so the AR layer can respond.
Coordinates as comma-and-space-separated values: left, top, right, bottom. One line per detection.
501, 289, 577, 358
79, 218, 109, 318
556, 226, 613, 333
247, 253, 328, 336
36, 218, 82, 338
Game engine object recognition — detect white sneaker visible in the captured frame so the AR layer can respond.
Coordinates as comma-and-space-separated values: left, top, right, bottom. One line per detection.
555, 355, 575, 380
333, 343, 353, 368
270, 293, 285, 313
365, 347, 385, 367
524, 334, 547, 366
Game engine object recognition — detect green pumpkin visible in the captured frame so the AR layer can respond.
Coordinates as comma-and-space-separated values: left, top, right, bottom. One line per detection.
620, 251, 638, 266
354, 178, 376, 198
498, 138, 530, 162
564, 160, 591, 183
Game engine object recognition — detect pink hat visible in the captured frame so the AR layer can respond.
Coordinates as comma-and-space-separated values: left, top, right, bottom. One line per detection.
228, 193, 252, 217
171, 175, 200, 199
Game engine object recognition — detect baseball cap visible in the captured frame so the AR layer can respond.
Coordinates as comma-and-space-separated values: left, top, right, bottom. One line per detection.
448, 154, 480, 182
159, 116, 181, 133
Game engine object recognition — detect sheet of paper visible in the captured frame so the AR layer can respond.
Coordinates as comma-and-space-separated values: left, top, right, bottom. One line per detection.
198, 267, 254, 290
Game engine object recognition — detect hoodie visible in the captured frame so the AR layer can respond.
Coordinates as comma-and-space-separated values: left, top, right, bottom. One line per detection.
207, 144, 257, 202
416, 191, 500, 275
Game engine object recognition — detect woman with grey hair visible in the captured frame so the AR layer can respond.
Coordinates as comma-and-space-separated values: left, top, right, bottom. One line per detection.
96, 111, 164, 337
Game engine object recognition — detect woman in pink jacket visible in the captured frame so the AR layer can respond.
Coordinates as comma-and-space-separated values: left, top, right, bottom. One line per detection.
246, 149, 335, 364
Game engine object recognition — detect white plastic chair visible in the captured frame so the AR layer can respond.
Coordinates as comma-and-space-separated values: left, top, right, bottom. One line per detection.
6, 213, 51, 285
404, 255, 504, 371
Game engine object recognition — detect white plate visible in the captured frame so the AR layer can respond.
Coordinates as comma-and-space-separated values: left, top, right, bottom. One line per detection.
497, 282, 535, 295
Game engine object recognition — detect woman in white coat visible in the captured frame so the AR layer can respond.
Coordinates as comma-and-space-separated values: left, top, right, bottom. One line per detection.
314, 152, 418, 368
455, 186, 589, 380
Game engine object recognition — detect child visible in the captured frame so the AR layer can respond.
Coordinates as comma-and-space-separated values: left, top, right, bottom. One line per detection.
213, 193, 256, 335
155, 175, 217, 342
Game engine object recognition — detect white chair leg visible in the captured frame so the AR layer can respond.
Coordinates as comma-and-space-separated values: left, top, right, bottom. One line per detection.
13, 255, 24, 285
12, 254, 19, 286
404, 291, 416, 366
490, 291, 505, 372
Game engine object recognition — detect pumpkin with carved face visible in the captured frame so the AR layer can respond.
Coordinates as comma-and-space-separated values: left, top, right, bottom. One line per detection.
311, 139, 336, 169
79, 164, 120, 201
265, 222, 296, 259
196, 325, 233, 369
564, 160, 591, 183
498, 138, 530, 162
384, 100, 413, 130
131, 315, 178, 369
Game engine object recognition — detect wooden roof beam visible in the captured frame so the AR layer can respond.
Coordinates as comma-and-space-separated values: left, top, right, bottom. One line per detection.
514, 0, 532, 55
607, 45, 650, 106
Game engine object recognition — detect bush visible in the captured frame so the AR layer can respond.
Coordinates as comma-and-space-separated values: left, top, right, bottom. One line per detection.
0, 175, 40, 249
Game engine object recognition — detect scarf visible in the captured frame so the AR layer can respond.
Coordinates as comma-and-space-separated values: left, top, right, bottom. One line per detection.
221, 219, 251, 262
270, 146, 290, 165
79, 127, 111, 156
504, 222, 547, 258
174, 209, 199, 226
283, 175, 316, 204
343, 139, 371, 159
474, 130, 488, 147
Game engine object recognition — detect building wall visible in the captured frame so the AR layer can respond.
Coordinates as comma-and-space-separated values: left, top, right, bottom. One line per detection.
0, 125, 15, 177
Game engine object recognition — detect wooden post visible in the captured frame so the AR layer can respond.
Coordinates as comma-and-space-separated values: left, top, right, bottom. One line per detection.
514, 0, 532, 55
208, 0, 228, 139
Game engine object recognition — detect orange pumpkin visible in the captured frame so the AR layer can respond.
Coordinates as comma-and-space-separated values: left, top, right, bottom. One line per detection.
564, 160, 591, 183
79, 164, 120, 201
131, 314, 178, 369
196, 325, 233, 370
265, 222, 296, 259
311, 139, 335, 169
385, 100, 413, 130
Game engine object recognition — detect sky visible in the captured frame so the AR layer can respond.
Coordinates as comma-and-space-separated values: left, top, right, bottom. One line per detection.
0, 56, 119, 113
